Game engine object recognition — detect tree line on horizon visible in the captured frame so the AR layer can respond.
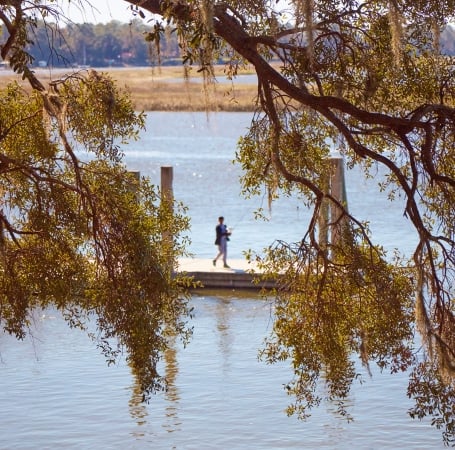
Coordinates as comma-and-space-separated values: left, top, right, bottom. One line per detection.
5, 18, 455, 69
14, 19, 181, 68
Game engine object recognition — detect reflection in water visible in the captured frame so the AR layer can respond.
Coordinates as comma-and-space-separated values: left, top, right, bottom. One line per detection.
215, 297, 234, 374
163, 339, 181, 433
128, 337, 181, 436
0, 295, 446, 448
128, 377, 149, 438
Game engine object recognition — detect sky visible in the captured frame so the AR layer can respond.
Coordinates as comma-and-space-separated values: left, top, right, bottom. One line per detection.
61, 1, 145, 24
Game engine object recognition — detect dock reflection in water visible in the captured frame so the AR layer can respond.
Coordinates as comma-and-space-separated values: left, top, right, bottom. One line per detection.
0, 293, 445, 449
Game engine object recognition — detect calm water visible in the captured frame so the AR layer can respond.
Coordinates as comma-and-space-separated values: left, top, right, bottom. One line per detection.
123, 111, 417, 260
0, 112, 443, 449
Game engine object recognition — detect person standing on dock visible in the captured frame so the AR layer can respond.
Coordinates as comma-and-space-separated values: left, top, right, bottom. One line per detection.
213, 216, 231, 268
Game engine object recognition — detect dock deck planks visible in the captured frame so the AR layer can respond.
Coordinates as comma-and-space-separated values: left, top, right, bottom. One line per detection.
176, 258, 276, 290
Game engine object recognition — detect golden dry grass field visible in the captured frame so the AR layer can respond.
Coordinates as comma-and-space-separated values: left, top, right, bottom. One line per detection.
0, 65, 259, 111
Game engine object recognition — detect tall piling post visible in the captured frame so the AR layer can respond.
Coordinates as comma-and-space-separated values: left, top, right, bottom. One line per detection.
329, 155, 348, 247
318, 155, 348, 250
318, 168, 330, 251
161, 166, 174, 274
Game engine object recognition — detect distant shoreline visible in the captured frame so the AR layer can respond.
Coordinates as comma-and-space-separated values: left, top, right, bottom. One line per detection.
0, 65, 259, 112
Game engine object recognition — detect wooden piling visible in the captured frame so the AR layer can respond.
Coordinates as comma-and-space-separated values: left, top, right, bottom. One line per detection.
329, 155, 348, 246
161, 166, 174, 271
161, 166, 174, 204
318, 155, 348, 249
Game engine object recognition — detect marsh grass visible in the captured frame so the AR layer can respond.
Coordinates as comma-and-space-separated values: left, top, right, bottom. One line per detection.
0, 65, 259, 111
104, 66, 259, 111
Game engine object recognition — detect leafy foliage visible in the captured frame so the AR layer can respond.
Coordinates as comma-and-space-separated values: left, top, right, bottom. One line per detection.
0, 1, 193, 400
134, 0, 455, 441
259, 228, 415, 419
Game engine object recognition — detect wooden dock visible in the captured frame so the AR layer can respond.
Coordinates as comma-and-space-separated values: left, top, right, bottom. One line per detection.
144, 157, 348, 291
177, 258, 277, 290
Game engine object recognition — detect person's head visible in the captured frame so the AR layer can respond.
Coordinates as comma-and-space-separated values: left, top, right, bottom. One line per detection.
218, 216, 224, 223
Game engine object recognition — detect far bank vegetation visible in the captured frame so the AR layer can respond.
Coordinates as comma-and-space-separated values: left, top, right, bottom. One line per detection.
0, 65, 259, 111
115, 66, 259, 111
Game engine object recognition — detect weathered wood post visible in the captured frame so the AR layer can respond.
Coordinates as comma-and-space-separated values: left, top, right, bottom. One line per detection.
329, 155, 348, 247
318, 154, 348, 249
318, 167, 330, 250
161, 166, 174, 272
